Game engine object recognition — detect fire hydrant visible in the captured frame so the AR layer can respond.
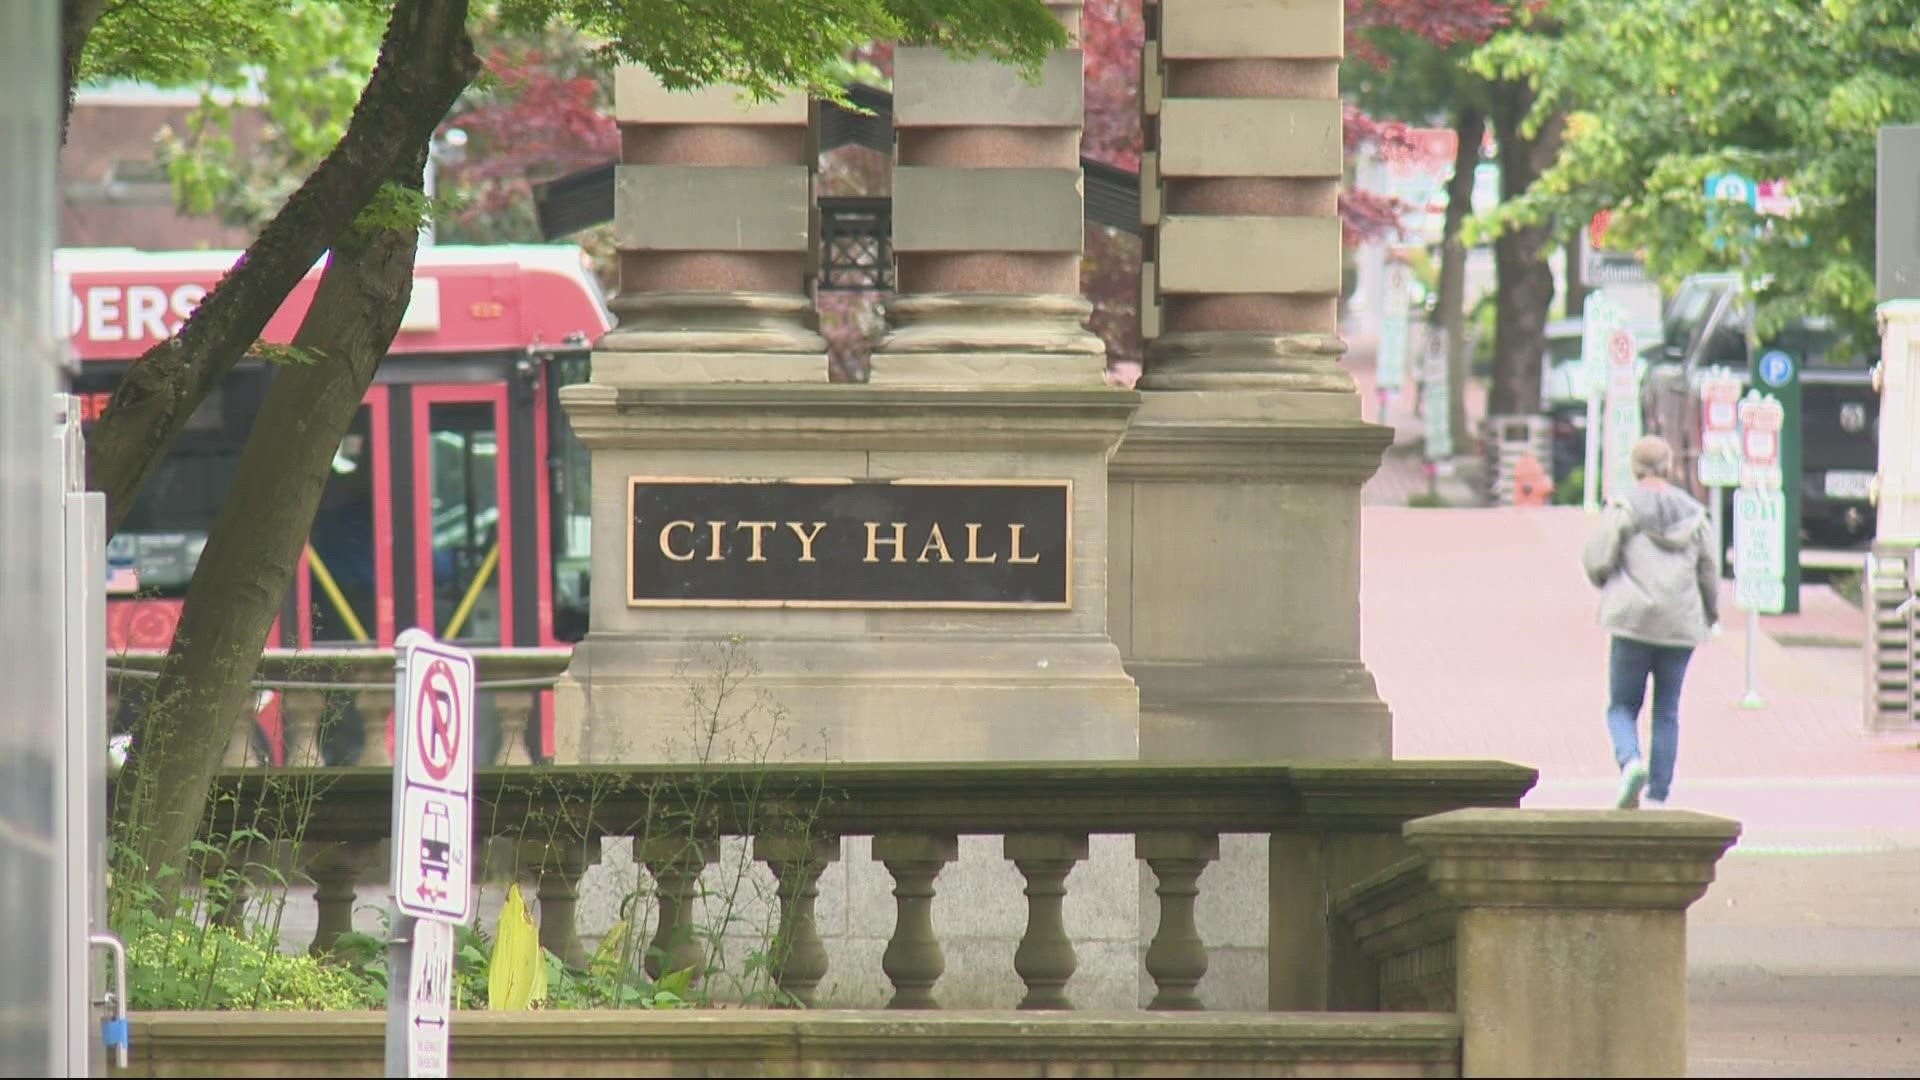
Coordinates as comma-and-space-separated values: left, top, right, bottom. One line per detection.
1513, 454, 1553, 506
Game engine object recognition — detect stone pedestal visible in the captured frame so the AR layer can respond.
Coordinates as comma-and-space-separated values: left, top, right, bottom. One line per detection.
1405, 809, 1741, 1078
553, 384, 1139, 765
1119, 0, 1392, 761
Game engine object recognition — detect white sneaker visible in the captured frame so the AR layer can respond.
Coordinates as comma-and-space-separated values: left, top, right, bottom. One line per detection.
1615, 760, 1649, 809
1644, 796, 1667, 809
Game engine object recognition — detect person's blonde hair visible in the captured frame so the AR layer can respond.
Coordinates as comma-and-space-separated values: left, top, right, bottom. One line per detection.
1630, 435, 1673, 480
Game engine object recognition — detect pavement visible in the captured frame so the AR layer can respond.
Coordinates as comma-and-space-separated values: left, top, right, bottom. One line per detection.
1352, 341, 1920, 1076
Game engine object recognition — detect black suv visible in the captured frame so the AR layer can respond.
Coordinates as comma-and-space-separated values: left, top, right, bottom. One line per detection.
1639, 274, 1878, 549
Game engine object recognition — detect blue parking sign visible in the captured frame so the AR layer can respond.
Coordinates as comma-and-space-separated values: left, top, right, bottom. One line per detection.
1758, 349, 1795, 388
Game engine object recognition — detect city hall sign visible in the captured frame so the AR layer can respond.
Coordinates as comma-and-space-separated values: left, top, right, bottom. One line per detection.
626, 478, 1071, 609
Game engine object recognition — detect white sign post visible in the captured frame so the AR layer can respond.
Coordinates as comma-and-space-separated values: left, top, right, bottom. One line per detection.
1733, 391, 1787, 709
385, 628, 476, 1079
1601, 320, 1642, 504
1580, 291, 1616, 511
1697, 368, 1744, 569
1378, 261, 1412, 424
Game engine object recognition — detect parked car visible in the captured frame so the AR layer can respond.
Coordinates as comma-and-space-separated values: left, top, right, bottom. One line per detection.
1638, 274, 1878, 550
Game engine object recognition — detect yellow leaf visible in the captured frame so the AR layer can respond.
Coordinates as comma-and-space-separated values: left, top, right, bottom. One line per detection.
487, 883, 547, 1010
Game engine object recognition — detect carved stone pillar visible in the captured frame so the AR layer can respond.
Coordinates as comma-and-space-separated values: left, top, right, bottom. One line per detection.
638, 835, 719, 984
304, 842, 371, 955
876, 832, 958, 1009
525, 837, 602, 970
1114, 0, 1392, 761
1138, 829, 1218, 1009
1006, 831, 1088, 1009
494, 692, 535, 766
754, 832, 840, 1007
353, 689, 391, 767
870, 1, 1102, 387
279, 689, 331, 767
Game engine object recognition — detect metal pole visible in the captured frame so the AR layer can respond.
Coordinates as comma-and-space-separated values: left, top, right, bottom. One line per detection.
384, 645, 412, 1077
1583, 393, 1603, 511
1711, 487, 1725, 576
1741, 607, 1765, 709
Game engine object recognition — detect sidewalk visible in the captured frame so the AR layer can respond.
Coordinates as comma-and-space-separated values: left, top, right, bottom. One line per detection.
1362, 505, 1918, 847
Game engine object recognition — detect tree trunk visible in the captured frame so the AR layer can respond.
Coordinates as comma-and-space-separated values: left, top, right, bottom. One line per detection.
60, 0, 109, 141
1486, 81, 1566, 417
85, 0, 477, 538
124, 178, 427, 889
1436, 107, 1485, 448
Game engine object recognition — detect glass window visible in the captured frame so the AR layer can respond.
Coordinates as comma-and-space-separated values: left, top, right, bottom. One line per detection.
427, 401, 502, 643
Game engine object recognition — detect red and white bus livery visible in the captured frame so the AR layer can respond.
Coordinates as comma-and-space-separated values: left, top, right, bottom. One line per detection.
63, 244, 611, 763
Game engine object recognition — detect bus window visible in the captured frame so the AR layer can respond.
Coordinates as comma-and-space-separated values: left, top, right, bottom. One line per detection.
427, 400, 504, 643
308, 409, 377, 642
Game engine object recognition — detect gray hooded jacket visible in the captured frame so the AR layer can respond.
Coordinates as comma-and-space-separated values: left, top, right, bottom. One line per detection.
1581, 481, 1720, 648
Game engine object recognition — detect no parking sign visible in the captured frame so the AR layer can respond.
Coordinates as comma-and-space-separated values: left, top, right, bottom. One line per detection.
392, 630, 476, 924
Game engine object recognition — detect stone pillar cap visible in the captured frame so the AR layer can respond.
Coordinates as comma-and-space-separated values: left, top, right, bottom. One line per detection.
1403, 808, 1742, 911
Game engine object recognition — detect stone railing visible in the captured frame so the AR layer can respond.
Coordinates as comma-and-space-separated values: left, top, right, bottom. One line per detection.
208, 760, 1538, 1010
107, 646, 573, 767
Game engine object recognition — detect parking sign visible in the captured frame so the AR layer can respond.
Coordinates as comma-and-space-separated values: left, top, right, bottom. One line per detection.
393, 630, 476, 924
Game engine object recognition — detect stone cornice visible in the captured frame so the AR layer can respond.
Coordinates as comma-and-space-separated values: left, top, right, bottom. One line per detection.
1404, 809, 1743, 911
558, 381, 1140, 453
1111, 418, 1394, 484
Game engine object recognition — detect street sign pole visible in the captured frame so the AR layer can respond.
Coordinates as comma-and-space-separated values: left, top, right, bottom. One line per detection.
1734, 391, 1789, 709
1754, 349, 1805, 614
385, 639, 415, 1079
384, 628, 475, 1078
1580, 291, 1615, 511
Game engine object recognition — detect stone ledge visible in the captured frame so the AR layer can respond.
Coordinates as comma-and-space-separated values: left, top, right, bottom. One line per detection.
1112, 419, 1394, 484
1404, 808, 1743, 910
121, 1010, 1464, 1076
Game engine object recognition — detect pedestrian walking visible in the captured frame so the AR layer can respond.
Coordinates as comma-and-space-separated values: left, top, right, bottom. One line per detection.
1581, 435, 1720, 808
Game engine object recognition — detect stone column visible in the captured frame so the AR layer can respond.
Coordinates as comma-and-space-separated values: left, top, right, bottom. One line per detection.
1113, 0, 1392, 760
596, 67, 825, 387
556, 44, 1138, 767
870, 1, 1104, 387
1405, 809, 1741, 1078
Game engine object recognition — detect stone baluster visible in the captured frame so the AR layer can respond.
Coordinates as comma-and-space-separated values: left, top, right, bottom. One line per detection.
222, 704, 259, 767
353, 689, 392, 766
753, 832, 840, 1007
303, 841, 371, 955
1139, 830, 1219, 1009
279, 689, 331, 767
495, 692, 536, 766
875, 832, 958, 1009
1005, 831, 1087, 1010
525, 836, 602, 970
639, 835, 718, 983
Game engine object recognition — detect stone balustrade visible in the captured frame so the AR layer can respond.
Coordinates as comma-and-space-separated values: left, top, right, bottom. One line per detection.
207, 760, 1537, 1008
106, 646, 573, 768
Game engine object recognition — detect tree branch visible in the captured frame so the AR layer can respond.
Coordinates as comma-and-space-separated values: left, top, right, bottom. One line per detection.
85, 0, 480, 537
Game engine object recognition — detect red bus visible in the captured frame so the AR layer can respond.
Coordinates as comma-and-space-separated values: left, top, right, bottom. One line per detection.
61, 244, 610, 763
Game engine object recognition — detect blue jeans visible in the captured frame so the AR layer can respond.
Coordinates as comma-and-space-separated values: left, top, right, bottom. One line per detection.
1607, 636, 1693, 802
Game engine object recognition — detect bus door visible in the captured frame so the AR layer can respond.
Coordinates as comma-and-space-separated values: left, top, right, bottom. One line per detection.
409, 384, 516, 647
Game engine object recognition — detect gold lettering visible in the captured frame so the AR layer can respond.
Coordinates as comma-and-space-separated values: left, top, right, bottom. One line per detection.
786, 521, 827, 563
864, 521, 908, 563
964, 522, 998, 564
916, 522, 954, 564
735, 521, 776, 562
659, 520, 696, 562
705, 521, 726, 562
1008, 523, 1041, 565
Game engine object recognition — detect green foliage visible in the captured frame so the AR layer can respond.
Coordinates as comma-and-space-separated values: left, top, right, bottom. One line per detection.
497, 0, 1063, 107
157, 0, 387, 231
79, 0, 292, 88
123, 906, 384, 1011
1470, 0, 1920, 342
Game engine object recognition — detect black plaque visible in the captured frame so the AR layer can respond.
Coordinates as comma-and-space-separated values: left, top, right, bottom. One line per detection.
627, 478, 1072, 608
